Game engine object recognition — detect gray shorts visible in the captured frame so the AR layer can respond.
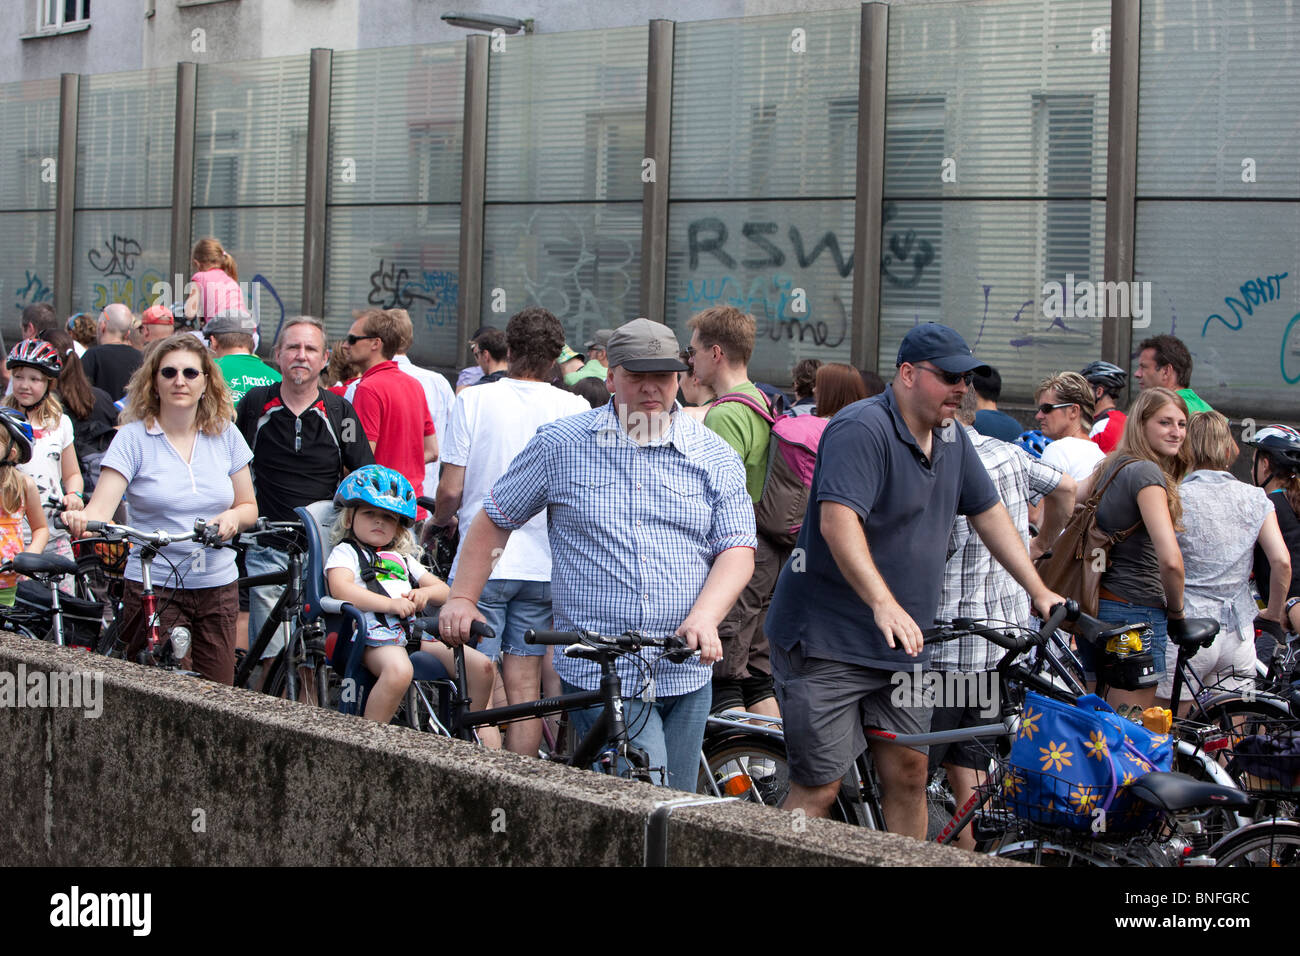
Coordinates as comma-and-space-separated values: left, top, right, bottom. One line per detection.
771, 641, 933, 787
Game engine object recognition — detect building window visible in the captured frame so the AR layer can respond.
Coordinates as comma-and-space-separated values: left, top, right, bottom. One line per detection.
40, 0, 90, 31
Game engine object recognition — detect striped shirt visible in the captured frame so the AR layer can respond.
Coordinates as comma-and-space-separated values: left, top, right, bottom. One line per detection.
483, 401, 755, 696
932, 426, 1063, 672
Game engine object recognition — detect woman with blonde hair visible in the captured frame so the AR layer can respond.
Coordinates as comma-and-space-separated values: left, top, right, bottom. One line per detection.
1168, 411, 1290, 707
64, 334, 257, 684
1073, 387, 1191, 708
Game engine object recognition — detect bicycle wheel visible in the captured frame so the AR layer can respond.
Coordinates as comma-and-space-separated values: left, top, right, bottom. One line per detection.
1212, 820, 1300, 866
698, 736, 861, 824
993, 839, 1110, 867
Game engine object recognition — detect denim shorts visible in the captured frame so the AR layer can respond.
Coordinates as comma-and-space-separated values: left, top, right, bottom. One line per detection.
473, 578, 553, 660
1076, 597, 1169, 680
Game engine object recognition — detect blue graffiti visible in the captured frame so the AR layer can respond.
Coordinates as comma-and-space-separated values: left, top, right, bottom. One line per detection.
1202, 272, 1289, 338
15, 270, 52, 312
250, 274, 285, 344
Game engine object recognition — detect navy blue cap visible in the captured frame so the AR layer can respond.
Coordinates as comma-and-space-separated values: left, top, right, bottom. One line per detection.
896, 323, 991, 375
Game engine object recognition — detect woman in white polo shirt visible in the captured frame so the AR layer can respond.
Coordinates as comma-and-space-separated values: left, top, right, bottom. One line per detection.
64, 335, 257, 684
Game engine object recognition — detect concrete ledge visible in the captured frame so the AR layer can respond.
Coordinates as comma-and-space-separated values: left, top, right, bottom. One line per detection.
0, 636, 1016, 866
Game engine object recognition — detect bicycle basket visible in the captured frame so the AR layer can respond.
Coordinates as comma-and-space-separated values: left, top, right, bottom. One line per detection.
1005, 691, 1173, 833
73, 537, 129, 578
1223, 717, 1300, 794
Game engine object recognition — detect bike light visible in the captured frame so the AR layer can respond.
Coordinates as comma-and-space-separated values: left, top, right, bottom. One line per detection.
169, 626, 192, 660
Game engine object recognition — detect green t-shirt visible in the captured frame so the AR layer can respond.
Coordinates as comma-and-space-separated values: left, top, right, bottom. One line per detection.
1177, 388, 1213, 414
218, 353, 281, 408
563, 359, 608, 386
703, 380, 771, 503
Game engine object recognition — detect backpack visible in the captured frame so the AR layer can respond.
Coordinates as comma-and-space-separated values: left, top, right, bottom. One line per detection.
710, 392, 828, 549
1033, 456, 1142, 625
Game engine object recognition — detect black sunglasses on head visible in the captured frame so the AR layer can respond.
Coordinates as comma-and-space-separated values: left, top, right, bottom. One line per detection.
159, 366, 202, 380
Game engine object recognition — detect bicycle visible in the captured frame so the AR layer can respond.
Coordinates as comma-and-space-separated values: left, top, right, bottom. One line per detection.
231, 517, 333, 706
82, 517, 224, 671
406, 624, 697, 785
698, 603, 1251, 863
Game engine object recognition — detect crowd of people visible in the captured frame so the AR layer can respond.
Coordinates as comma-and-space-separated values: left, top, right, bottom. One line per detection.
12, 241, 1296, 831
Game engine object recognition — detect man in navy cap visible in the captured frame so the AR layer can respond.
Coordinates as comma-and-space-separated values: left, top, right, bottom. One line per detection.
765, 322, 1066, 836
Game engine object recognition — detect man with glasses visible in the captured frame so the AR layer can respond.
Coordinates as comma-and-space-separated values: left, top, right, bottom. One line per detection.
1034, 371, 1103, 482
346, 309, 438, 514
235, 316, 374, 674
765, 322, 1066, 836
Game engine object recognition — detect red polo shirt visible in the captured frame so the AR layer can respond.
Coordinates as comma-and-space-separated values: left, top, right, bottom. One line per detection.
351, 360, 436, 505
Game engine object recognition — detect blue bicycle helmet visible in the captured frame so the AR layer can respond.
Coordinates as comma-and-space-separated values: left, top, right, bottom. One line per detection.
334, 464, 417, 526
1015, 428, 1051, 459
0, 407, 34, 465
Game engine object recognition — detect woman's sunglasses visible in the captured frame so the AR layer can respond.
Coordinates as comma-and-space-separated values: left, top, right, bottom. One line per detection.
1036, 402, 1076, 415
159, 366, 202, 381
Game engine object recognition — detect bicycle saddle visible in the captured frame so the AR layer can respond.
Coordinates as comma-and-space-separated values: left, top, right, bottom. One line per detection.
1167, 617, 1219, 650
12, 552, 78, 577
1125, 771, 1250, 812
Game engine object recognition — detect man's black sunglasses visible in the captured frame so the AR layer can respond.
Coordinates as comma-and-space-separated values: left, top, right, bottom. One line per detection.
1037, 402, 1077, 415
916, 364, 974, 387
346, 333, 379, 346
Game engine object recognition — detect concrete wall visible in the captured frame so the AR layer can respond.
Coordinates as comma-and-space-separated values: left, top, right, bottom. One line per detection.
2, 1, 143, 86
0, 634, 1010, 866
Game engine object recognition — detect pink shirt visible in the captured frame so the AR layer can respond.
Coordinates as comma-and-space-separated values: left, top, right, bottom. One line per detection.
191, 268, 245, 319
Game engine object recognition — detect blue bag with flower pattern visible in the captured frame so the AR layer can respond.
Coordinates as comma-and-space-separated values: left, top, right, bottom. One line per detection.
1004, 691, 1173, 833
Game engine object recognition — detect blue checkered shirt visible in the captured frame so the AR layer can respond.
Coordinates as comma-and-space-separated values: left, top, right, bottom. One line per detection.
483, 401, 756, 696
932, 426, 1064, 672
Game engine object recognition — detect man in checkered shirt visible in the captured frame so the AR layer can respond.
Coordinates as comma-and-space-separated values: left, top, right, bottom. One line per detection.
928, 387, 1076, 847
439, 317, 756, 789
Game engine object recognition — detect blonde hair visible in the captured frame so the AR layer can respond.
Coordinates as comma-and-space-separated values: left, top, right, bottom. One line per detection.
3, 373, 62, 429
120, 334, 233, 436
1095, 386, 1190, 529
330, 505, 415, 556
192, 237, 237, 282
1185, 411, 1238, 472
1036, 371, 1095, 429
0, 435, 28, 515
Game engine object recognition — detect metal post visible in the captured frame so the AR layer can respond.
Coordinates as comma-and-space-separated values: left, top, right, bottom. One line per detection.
851, 3, 889, 374
457, 35, 489, 358
1102, 0, 1141, 385
53, 73, 79, 321
301, 48, 333, 319
170, 61, 197, 291
639, 19, 675, 324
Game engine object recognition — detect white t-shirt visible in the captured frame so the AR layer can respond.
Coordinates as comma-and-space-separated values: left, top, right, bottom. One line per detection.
395, 354, 455, 494
20, 413, 76, 547
324, 542, 428, 638
441, 377, 589, 581
1041, 435, 1105, 483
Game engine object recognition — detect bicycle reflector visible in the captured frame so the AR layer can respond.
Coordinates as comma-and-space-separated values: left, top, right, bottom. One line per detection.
718, 772, 754, 797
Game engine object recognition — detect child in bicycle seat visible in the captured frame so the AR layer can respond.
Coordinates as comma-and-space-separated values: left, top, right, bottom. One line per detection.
325, 465, 497, 732
0, 408, 49, 607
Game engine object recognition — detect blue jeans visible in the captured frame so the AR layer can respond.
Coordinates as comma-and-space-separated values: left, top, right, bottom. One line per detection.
1080, 597, 1169, 679
246, 543, 290, 660
561, 680, 711, 791
473, 579, 553, 660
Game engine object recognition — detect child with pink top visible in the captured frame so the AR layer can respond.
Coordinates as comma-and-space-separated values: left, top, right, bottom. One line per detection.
186, 237, 245, 322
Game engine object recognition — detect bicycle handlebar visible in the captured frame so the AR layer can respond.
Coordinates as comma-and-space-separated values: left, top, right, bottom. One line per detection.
78, 518, 222, 549
923, 600, 1081, 652
524, 629, 694, 662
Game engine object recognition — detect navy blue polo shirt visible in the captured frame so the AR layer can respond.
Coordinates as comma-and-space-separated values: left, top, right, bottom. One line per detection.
766, 385, 999, 670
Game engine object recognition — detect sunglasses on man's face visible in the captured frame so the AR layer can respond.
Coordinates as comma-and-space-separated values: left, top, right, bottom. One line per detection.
159, 366, 202, 381
346, 333, 379, 346
916, 364, 974, 387
1037, 402, 1077, 415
